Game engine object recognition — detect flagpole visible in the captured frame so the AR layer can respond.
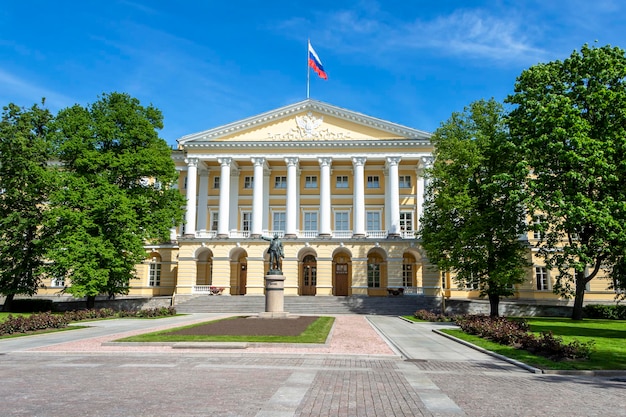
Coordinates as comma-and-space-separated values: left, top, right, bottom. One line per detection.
306, 39, 310, 99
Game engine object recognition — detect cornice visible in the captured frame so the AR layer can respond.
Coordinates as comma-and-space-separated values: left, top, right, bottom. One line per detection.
178, 99, 431, 145
182, 139, 432, 149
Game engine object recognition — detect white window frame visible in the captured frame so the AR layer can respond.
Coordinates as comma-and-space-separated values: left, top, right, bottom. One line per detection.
241, 211, 252, 231
305, 175, 318, 188
334, 211, 350, 231
535, 266, 549, 290
399, 211, 413, 231
213, 176, 220, 189
367, 175, 380, 188
272, 211, 286, 231
336, 175, 349, 189
244, 176, 254, 189
303, 211, 318, 231
366, 211, 381, 231
149, 260, 161, 287
210, 212, 219, 231
274, 176, 287, 189
399, 175, 412, 188
51, 277, 65, 288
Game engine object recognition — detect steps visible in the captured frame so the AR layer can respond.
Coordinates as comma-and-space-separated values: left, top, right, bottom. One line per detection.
175, 295, 440, 315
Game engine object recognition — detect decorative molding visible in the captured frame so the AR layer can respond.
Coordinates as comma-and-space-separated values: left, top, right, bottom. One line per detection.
178, 99, 431, 145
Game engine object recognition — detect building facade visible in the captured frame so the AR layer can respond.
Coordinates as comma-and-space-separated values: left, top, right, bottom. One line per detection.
38, 99, 621, 304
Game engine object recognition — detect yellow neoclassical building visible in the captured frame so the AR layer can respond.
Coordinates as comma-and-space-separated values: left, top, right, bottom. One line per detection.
35, 99, 620, 305
148, 99, 440, 300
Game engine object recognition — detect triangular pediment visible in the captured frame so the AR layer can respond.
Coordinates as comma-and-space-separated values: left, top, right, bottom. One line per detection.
178, 99, 431, 146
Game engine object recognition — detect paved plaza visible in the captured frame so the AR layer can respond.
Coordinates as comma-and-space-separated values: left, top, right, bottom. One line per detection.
0, 314, 624, 416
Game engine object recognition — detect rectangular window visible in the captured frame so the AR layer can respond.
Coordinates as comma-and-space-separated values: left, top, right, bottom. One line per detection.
242, 212, 252, 231
336, 175, 349, 188
441, 271, 447, 289
466, 274, 479, 290
210, 212, 219, 231
399, 212, 413, 231
366, 211, 381, 231
274, 176, 287, 189
305, 176, 318, 188
399, 175, 412, 188
244, 176, 254, 189
149, 263, 161, 287
367, 175, 380, 188
304, 212, 318, 231
213, 176, 220, 189
535, 267, 549, 290
368, 263, 381, 288
334, 211, 349, 231
51, 277, 65, 288
273, 211, 286, 231
532, 217, 543, 240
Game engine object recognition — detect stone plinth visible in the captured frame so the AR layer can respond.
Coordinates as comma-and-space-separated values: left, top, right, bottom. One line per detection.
264, 273, 286, 314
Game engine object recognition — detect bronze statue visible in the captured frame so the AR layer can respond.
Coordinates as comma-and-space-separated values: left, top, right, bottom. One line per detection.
262, 233, 284, 272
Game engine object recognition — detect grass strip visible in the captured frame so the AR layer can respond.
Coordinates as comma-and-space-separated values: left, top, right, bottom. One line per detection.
440, 317, 626, 371
115, 316, 335, 344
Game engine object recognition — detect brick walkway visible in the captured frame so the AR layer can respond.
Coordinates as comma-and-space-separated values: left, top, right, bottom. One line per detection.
0, 314, 625, 416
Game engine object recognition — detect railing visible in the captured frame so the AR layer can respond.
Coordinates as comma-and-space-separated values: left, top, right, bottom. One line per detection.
366, 230, 388, 239
193, 285, 225, 295
189, 229, 419, 239
196, 230, 217, 238
403, 286, 424, 295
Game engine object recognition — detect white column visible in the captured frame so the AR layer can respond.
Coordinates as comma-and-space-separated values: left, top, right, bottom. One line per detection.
229, 168, 240, 232
251, 157, 266, 237
184, 158, 198, 236
197, 169, 209, 232
386, 156, 401, 236
217, 157, 232, 237
418, 156, 434, 230
169, 174, 180, 241
285, 157, 299, 238
318, 157, 332, 236
352, 157, 366, 237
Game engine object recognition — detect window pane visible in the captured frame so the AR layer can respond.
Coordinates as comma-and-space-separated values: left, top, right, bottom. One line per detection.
367, 212, 380, 230
335, 211, 349, 230
273, 212, 286, 231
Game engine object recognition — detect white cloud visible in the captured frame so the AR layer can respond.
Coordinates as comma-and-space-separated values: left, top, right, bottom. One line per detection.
0, 69, 74, 110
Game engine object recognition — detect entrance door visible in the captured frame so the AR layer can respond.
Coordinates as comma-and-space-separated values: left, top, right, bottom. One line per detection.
335, 262, 349, 296
238, 263, 247, 295
301, 255, 317, 296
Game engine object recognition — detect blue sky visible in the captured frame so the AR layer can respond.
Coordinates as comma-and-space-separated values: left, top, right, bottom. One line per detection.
2, 1, 626, 146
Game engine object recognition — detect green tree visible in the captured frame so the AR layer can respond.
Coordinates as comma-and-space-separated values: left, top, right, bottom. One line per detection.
0, 102, 54, 311
420, 99, 529, 317
46, 93, 185, 308
507, 44, 626, 320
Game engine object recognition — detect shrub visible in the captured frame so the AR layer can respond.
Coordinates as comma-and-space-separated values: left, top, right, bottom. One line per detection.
583, 304, 626, 320
413, 309, 455, 322
455, 314, 594, 361
0, 312, 69, 336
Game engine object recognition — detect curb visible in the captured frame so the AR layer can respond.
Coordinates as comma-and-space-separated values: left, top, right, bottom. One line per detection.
432, 328, 543, 374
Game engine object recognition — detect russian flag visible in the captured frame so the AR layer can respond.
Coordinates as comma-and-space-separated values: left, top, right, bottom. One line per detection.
308, 41, 328, 80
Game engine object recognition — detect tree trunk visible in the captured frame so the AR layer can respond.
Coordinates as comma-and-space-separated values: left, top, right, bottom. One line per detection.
488, 293, 500, 317
571, 278, 586, 320
86, 295, 96, 309
2, 294, 15, 312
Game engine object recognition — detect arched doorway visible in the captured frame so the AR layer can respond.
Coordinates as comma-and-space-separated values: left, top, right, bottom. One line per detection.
332, 251, 352, 296
196, 249, 213, 287
367, 248, 387, 294
300, 254, 317, 296
230, 248, 248, 295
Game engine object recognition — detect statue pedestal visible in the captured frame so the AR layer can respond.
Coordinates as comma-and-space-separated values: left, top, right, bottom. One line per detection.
260, 273, 288, 318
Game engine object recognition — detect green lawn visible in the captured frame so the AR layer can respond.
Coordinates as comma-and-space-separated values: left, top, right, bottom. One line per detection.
0, 312, 30, 322
441, 317, 626, 371
115, 316, 335, 344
